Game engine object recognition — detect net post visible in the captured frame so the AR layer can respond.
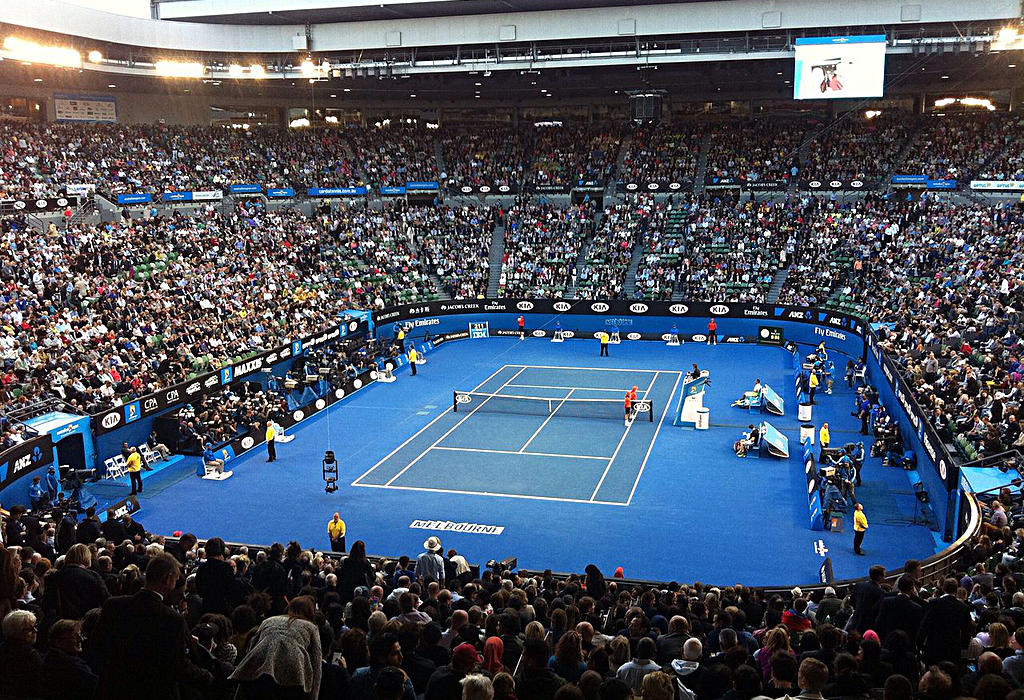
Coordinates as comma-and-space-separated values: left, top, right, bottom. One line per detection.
648, 401, 654, 422
453, 391, 458, 413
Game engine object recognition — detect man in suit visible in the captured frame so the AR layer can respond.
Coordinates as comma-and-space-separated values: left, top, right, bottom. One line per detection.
95, 552, 213, 700
75, 506, 102, 544
195, 537, 234, 615
917, 577, 973, 665
874, 574, 923, 643
848, 565, 886, 633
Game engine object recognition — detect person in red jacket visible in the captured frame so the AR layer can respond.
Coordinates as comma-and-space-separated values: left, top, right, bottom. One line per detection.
707, 318, 718, 345
518, 315, 525, 340
782, 598, 813, 634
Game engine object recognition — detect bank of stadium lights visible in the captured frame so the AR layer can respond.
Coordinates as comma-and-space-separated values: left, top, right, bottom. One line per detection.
227, 64, 267, 79
155, 60, 205, 78
864, 110, 882, 119
87, 50, 102, 64
934, 97, 996, 111
993, 26, 1024, 51
2, 37, 81, 68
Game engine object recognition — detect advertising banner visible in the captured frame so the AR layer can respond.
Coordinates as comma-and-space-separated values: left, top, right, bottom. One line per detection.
93, 319, 370, 435
116, 193, 152, 205
970, 180, 1024, 191
54, 93, 118, 123
802, 178, 870, 191
307, 187, 368, 197
0, 434, 54, 490
266, 188, 295, 198
405, 181, 440, 191
0, 196, 80, 213
229, 184, 263, 194
452, 184, 519, 195
617, 181, 689, 194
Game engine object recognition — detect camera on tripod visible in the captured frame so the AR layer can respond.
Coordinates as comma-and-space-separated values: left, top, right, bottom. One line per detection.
322, 450, 339, 493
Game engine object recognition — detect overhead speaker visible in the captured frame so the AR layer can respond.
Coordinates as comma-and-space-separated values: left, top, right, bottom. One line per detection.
630, 94, 662, 122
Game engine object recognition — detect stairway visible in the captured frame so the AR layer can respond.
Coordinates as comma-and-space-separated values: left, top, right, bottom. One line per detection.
692, 132, 712, 195
485, 223, 506, 297
792, 128, 813, 193
427, 272, 452, 300
765, 266, 791, 304
435, 139, 447, 181
621, 240, 646, 298
605, 132, 632, 199
565, 210, 602, 299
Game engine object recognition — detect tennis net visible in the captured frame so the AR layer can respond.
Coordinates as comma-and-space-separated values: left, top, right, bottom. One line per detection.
452, 391, 653, 422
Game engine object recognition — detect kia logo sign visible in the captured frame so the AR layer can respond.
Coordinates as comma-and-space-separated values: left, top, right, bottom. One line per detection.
13, 201, 25, 210
669, 304, 689, 314
593, 332, 604, 339
668, 182, 681, 190
938, 460, 947, 480
561, 331, 575, 338
498, 185, 510, 193
35, 199, 47, 208
553, 301, 571, 312
353, 379, 363, 389
348, 321, 358, 332
315, 399, 326, 410
809, 180, 822, 188
691, 334, 708, 342
517, 301, 534, 311
335, 388, 346, 399
293, 410, 304, 421
241, 436, 254, 449
385, 362, 394, 371
629, 303, 649, 313
647, 183, 659, 190
532, 330, 546, 337
369, 370, 378, 380
634, 401, 651, 412
460, 186, 472, 193
590, 302, 610, 312
456, 394, 472, 404
626, 183, 639, 191
101, 413, 121, 429
710, 304, 730, 315
627, 332, 642, 340
57, 197, 69, 206
851, 180, 863, 188
829, 181, 842, 188
479, 186, 491, 193
661, 333, 675, 341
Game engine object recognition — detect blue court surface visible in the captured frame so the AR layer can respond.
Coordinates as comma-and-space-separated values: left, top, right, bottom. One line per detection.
123, 337, 942, 585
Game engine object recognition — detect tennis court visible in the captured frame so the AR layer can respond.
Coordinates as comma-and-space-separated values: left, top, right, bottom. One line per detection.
352, 364, 681, 504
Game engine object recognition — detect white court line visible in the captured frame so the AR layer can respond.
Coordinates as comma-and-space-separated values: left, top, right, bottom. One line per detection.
383, 366, 527, 487
518, 388, 573, 453
430, 445, 610, 461
519, 364, 659, 374
351, 364, 514, 485
589, 370, 659, 501
351, 481, 629, 507
507, 383, 649, 396
625, 371, 683, 506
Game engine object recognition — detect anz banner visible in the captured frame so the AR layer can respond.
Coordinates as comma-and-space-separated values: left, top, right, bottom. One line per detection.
0, 434, 54, 490
372, 299, 866, 336
93, 319, 370, 435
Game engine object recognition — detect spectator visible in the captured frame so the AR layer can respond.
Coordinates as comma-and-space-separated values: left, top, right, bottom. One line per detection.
231, 595, 323, 700
0, 609, 43, 697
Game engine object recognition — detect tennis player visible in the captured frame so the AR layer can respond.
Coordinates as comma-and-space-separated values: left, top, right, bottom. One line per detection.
624, 391, 632, 426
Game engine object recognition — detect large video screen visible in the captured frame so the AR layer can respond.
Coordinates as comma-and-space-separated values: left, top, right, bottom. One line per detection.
793, 35, 887, 100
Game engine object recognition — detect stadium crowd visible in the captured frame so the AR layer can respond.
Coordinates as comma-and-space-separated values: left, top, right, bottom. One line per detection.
499, 203, 595, 298
441, 125, 530, 189
801, 116, 912, 184
705, 120, 804, 185
530, 124, 622, 188
3, 515, 1024, 700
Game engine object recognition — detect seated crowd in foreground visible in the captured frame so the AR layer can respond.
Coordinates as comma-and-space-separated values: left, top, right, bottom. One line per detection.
2, 502, 1024, 700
